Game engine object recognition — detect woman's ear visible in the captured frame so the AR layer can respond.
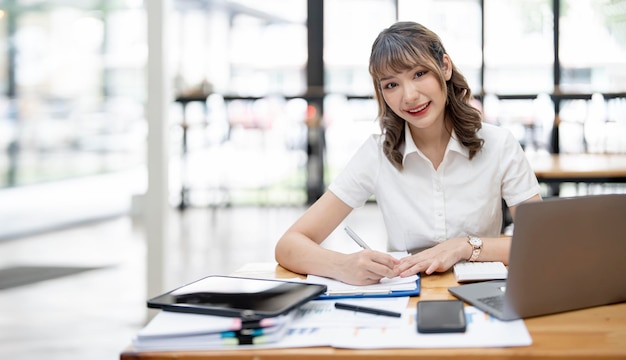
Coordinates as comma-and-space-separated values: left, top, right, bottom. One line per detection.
442, 54, 452, 81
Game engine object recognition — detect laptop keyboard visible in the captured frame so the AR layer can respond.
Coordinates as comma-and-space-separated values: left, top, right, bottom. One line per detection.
478, 295, 505, 311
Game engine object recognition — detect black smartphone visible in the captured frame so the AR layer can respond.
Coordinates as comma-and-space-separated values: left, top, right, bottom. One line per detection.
417, 300, 467, 333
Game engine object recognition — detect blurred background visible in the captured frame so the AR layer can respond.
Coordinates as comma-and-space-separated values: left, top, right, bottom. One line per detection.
1, 0, 626, 220
0, 0, 625, 359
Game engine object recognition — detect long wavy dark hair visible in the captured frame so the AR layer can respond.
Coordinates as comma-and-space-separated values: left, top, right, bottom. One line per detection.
369, 21, 484, 170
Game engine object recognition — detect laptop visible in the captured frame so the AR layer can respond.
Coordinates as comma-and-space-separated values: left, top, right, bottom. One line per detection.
449, 194, 626, 321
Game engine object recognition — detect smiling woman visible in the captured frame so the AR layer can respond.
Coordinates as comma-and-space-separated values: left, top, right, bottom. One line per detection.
368, 22, 484, 170
275, 21, 542, 286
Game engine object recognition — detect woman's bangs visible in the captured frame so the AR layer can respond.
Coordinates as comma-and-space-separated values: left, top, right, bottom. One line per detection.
371, 38, 422, 79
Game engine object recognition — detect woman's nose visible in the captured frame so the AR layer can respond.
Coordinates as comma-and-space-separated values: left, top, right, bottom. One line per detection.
403, 82, 420, 102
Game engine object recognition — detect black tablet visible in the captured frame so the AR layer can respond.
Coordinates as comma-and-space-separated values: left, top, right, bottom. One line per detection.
147, 275, 327, 320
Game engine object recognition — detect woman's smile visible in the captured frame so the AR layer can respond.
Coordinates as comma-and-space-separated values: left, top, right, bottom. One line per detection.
404, 101, 431, 116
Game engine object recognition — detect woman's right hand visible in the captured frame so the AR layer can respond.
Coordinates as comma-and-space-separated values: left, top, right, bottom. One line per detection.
337, 250, 400, 285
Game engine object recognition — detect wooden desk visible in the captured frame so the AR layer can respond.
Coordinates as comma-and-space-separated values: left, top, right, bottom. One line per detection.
527, 152, 626, 184
120, 262, 626, 360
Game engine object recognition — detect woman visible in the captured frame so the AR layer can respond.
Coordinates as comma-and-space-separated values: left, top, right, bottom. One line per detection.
275, 21, 541, 285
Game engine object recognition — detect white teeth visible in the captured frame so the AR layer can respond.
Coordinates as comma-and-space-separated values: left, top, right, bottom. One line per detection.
408, 103, 428, 113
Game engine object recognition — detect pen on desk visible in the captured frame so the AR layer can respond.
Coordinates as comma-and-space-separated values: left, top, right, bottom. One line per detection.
344, 226, 371, 250
334, 302, 402, 318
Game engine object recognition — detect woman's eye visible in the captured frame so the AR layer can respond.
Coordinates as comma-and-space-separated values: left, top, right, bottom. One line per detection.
414, 70, 427, 78
382, 82, 397, 89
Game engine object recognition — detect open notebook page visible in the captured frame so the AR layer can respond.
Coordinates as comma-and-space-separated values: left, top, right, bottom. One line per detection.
305, 251, 418, 292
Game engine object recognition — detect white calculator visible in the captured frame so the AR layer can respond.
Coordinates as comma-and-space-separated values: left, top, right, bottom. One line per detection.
453, 261, 508, 283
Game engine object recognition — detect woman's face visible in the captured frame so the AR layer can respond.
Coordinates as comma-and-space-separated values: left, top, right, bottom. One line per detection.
378, 55, 452, 131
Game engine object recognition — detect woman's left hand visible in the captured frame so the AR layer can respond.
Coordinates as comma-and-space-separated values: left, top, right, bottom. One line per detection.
395, 237, 468, 277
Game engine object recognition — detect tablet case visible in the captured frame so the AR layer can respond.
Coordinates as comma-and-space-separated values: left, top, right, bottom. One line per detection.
147, 275, 327, 320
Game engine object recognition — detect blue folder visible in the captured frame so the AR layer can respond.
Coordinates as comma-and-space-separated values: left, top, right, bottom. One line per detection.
315, 277, 420, 300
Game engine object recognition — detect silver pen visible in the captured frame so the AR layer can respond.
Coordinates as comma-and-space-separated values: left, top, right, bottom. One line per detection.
344, 226, 371, 250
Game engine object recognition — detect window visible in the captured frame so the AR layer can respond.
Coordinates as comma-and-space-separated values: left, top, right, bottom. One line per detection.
559, 0, 626, 93
483, 0, 554, 94
399, 0, 482, 93
0, 1, 146, 188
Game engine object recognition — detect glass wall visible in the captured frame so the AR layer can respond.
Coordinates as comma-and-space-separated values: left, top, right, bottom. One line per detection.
0, 0, 146, 188
558, 0, 626, 154
559, 0, 626, 93
324, 0, 395, 96
323, 0, 395, 182
398, 0, 482, 93
172, 0, 307, 97
483, 0, 554, 95
168, 0, 310, 207
480, 0, 626, 154
0, 0, 313, 206
1, 0, 625, 210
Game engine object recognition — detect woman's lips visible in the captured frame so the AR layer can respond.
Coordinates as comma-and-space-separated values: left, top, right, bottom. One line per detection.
405, 102, 430, 116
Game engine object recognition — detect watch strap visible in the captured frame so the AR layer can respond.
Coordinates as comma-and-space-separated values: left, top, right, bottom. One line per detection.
467, 236, 482, 262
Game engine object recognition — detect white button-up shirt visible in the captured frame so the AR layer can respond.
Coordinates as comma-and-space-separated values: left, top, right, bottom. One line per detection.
328, 122, 541, 252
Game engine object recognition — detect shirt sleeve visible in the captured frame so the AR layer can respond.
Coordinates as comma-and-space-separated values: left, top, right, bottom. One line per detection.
327, 135, 382, 209
500, 131, 542, 207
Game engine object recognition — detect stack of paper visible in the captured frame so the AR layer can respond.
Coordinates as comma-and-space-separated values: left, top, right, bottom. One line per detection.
131, 301, 532, 351
132, 310, 295, 351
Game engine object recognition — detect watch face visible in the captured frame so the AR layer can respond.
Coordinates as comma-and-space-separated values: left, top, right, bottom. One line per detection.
469, 237, 482, 246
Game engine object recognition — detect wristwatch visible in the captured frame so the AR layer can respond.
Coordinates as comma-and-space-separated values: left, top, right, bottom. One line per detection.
467, 235, 483, 262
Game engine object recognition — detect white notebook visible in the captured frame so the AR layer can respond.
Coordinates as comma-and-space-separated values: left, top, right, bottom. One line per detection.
453, 261, 508, 283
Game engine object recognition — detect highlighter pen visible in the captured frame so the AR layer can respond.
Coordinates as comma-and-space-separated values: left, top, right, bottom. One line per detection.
334, 302, 402, 318
344, 226, 371, 250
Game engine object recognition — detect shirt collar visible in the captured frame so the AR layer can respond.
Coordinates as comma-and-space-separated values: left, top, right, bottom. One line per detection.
401, 122, 470, 165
